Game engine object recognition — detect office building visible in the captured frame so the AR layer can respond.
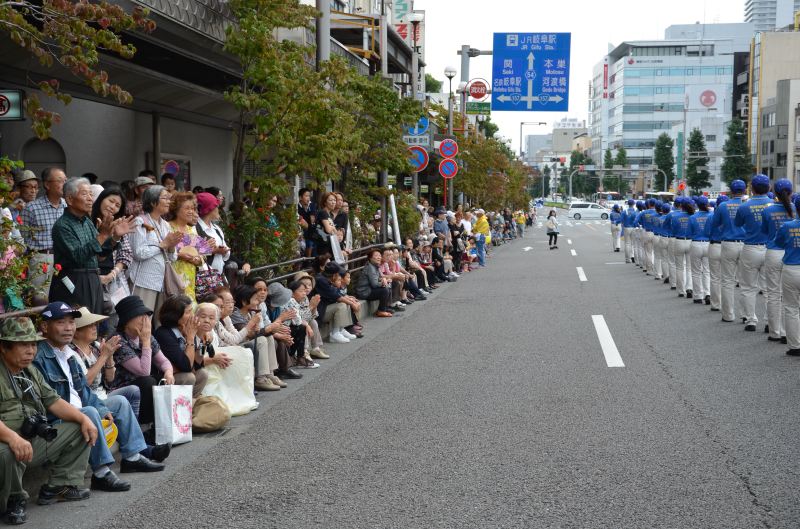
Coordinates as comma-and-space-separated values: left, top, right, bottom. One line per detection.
744, 0, 800, 32
590, 23, 754, 192
758, 79, 800, 180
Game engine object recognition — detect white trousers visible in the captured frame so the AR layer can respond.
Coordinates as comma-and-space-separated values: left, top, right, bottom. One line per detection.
666, 238, 677, 288
764, 249, 785, 339
674, 239, 693, 293
643, 231, 655, 274
653, 235, 663, 278
781, 265, 800, 349
624, 228, 633, 262
721, 241, 744, 321
708, 243, 722, 310
611, 224, 621, 250
739, 244, 767, 325
635, 228, 644, 266
690, 241, 710, 298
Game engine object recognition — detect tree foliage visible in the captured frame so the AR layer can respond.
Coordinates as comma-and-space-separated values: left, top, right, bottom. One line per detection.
686, 128, 711, 194
721, 118, 753, 186
0, 0, 153, 138
456, 134, 529, 210
654, 133, 675, 192
424, 73, 442, 93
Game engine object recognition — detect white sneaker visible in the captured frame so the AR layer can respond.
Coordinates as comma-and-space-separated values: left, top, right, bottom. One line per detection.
341, 330, 357, 340
329, 332, 350, 344
451, 272, 460, 277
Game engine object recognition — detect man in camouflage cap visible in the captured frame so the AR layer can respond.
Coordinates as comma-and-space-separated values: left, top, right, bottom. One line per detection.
0, 316, 96, 525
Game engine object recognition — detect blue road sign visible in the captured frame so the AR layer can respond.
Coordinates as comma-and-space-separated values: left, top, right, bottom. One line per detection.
439, 159, 458, 180
439, 139, 458, 159
408, 146, 429, 172
406, 116, 429, 136
491, 32, 571, 112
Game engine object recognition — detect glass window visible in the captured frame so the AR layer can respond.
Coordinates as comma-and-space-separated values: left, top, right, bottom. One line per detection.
686, 68, 694, 75
705, 135, 717, 142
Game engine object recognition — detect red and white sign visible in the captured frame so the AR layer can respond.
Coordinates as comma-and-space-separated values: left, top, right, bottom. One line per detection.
603, 61, 609, 99
439, 139, 458, 159
468, 80, 489, 101
699, 90, 717, 108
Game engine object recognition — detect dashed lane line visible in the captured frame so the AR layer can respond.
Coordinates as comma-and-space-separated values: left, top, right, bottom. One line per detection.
571, 249, 577, 256
576, 266, 587, 282
567, 239, 573, 245
592, 315, 625, 367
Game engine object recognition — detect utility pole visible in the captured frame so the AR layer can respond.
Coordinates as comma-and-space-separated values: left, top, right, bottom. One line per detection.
378, 0, 388, 241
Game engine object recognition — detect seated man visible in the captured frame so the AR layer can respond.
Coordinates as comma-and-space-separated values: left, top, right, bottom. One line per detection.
0, 317, 95, 525
32, 302, 165, 495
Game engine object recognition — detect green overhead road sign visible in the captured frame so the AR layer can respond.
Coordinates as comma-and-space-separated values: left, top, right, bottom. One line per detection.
466, 102, 491, 116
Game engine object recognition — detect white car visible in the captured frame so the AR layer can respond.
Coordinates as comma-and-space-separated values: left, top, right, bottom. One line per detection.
567, 202, 610, 220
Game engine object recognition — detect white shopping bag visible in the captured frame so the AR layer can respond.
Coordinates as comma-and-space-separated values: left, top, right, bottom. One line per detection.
153, 383, 193, 445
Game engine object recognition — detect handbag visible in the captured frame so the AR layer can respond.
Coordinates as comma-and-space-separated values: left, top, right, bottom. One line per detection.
192, 395, 231, 432
153, 382, 193, 445
313, 224, 330, 243
196, 264, 226, 299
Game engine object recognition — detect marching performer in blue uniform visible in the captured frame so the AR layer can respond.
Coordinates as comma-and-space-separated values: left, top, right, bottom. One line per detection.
689, 196, 712, 305
622, 199, 637, 263
634, 201, 646, 268
652, 202, 666, 281
662, 199, 678, 289
773, 195, 800, 356
761, 179, 794, 342
671, 197, 694, 298
610, 205, 622, 252
734, 174, 772, 331
710, 180, 747, 323
705, 195, 729, 312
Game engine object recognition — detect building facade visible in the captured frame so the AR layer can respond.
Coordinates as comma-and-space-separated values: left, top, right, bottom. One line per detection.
759, 79, 800, 180
590, 23, 754, 192
744, 0, 800, 32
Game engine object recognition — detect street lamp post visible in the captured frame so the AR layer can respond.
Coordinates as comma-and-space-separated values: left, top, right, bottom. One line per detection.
519, 121, 547, 160
444, 66, 457, 209
408, 12, 423, 100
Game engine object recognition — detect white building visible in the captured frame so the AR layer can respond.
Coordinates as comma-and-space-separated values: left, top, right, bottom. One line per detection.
590, 23, 755, 192
744, 0, 800, 31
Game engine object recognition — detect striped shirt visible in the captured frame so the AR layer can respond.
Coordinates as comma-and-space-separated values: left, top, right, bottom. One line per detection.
21, 196, 65, 251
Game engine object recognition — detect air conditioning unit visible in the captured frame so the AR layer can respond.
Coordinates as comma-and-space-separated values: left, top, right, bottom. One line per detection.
741, 108, 749, 118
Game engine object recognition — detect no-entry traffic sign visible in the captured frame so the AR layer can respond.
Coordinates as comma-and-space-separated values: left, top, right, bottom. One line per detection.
468, 80, 489, 100
408, 146, 429, 172
439, 139, 458, 159
439, 158, 458, 180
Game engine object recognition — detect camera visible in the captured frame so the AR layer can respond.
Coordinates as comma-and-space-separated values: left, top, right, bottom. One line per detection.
20, 414, 58, 442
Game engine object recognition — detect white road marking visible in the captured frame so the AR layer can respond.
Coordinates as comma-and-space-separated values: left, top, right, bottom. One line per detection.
523, 247, 533, 252
576, 266, 587, 282
537, 223, 543, 227
595, 220, 602, 224
592, 315, 625, 368
605, 262, 625, 265
585, 224, 597, 231
567, 239, 573, 245
571, 249, 577, 256
566, 222, 573, 227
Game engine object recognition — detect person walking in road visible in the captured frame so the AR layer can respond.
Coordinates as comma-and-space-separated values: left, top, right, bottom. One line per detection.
761, 179, 794, 343
705, 195, 728, 312
633, 201, 646, 268
610, 205, 622, 252
689, 196, 712, 305
546, 210, 559, 250
670, 197, 694, 298
734, 175, 772, 331
711, 179, 747, 323
773, 194, 800, 356
622, 199, 637, 263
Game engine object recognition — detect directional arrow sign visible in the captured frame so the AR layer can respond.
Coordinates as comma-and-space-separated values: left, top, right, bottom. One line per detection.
439, 158, 458, 180
491, 32, 571, 112
406, 116, 429, 136
408, 146, 429, 172
439, 139, 458, 159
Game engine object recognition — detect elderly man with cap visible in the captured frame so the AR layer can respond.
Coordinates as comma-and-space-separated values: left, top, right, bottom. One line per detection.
13, 170, 38, 209
125, 175, 154, 217
710, 179, 748, 323
0, 316, 96, 524
621, 199, 637, 263
21, 167, 66, 292
32, 302, 165, 496
734, 174, 773, 331
432, 207, 451, 250
50, 177, 135, 315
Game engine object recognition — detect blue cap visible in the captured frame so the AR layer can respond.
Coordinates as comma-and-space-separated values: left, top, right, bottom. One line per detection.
696, 196, 709, 207
40, 301, 82, 321
662, 203, 671, 213
775, 178, 793, 195
646, 198, 656, 207
612, 204, 620, 211
767, 192, 775, 199
730, 179, 746, 193
716, 195, 730, 206
794, 195, 800, 213
752, 173, 770, 188
676, 196, 685, 206
627, 199, 635, 206
636, 200, 644, 209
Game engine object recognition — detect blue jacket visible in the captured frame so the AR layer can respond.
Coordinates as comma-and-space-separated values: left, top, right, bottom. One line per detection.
623, 208, 638, 228
661, 212, 675, 237
734, 195, 771, 245
610, 211, 622, 226
689, 211, 711, 241
641, 209, 658, 232
313, 274, 345, 324
761, 203, 794, 250
33, 341, 110, 422
670, 211, 692, 238
774, 220, 800, 265
710, 198, 746, 241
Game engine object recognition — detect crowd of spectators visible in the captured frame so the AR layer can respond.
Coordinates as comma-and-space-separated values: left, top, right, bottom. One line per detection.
0, 166, 526, 525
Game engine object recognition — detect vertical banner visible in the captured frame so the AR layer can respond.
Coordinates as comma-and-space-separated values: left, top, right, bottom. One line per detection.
392, 0, 411, 43
389, 194, 402, 245
676, 131, 684, 184
603, 60, 609, 99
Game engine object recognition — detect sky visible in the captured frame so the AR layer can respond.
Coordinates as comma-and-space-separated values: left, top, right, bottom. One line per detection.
415, 0, 744, 154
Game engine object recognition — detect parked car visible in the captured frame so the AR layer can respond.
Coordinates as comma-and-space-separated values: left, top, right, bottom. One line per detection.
567, 202, 610, 220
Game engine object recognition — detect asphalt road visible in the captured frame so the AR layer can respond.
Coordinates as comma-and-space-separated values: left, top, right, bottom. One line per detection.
30, 221, 800, 528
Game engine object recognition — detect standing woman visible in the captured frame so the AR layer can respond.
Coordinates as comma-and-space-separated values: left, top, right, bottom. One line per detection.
168, 192, 207, 303
313, 192, 339, 257
546, 210, 559, 250
689, 196, 712, 305
762, 179, 794, 342
774, 194, 800, 356
92, 188, 133, 330
129, 186, 183, 316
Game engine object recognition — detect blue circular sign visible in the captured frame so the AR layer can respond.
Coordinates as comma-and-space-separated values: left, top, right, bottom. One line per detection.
440, 139, 458, 158
408, 146, 429, 172
439, 159, 458, 180
406, 116, 429, 136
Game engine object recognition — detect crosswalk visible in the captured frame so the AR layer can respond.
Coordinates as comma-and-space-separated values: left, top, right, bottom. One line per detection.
536, 220, 609, 228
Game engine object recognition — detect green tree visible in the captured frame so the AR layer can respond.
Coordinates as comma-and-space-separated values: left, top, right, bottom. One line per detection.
686, 128, 711, 193
721, 118, 753, 186
0, 0, 154, 138
653, 133, 676, 192
424, 73, 442, 93
478, 117, 499, 139
541, 164, 551, 197
602, 148, 614, 191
